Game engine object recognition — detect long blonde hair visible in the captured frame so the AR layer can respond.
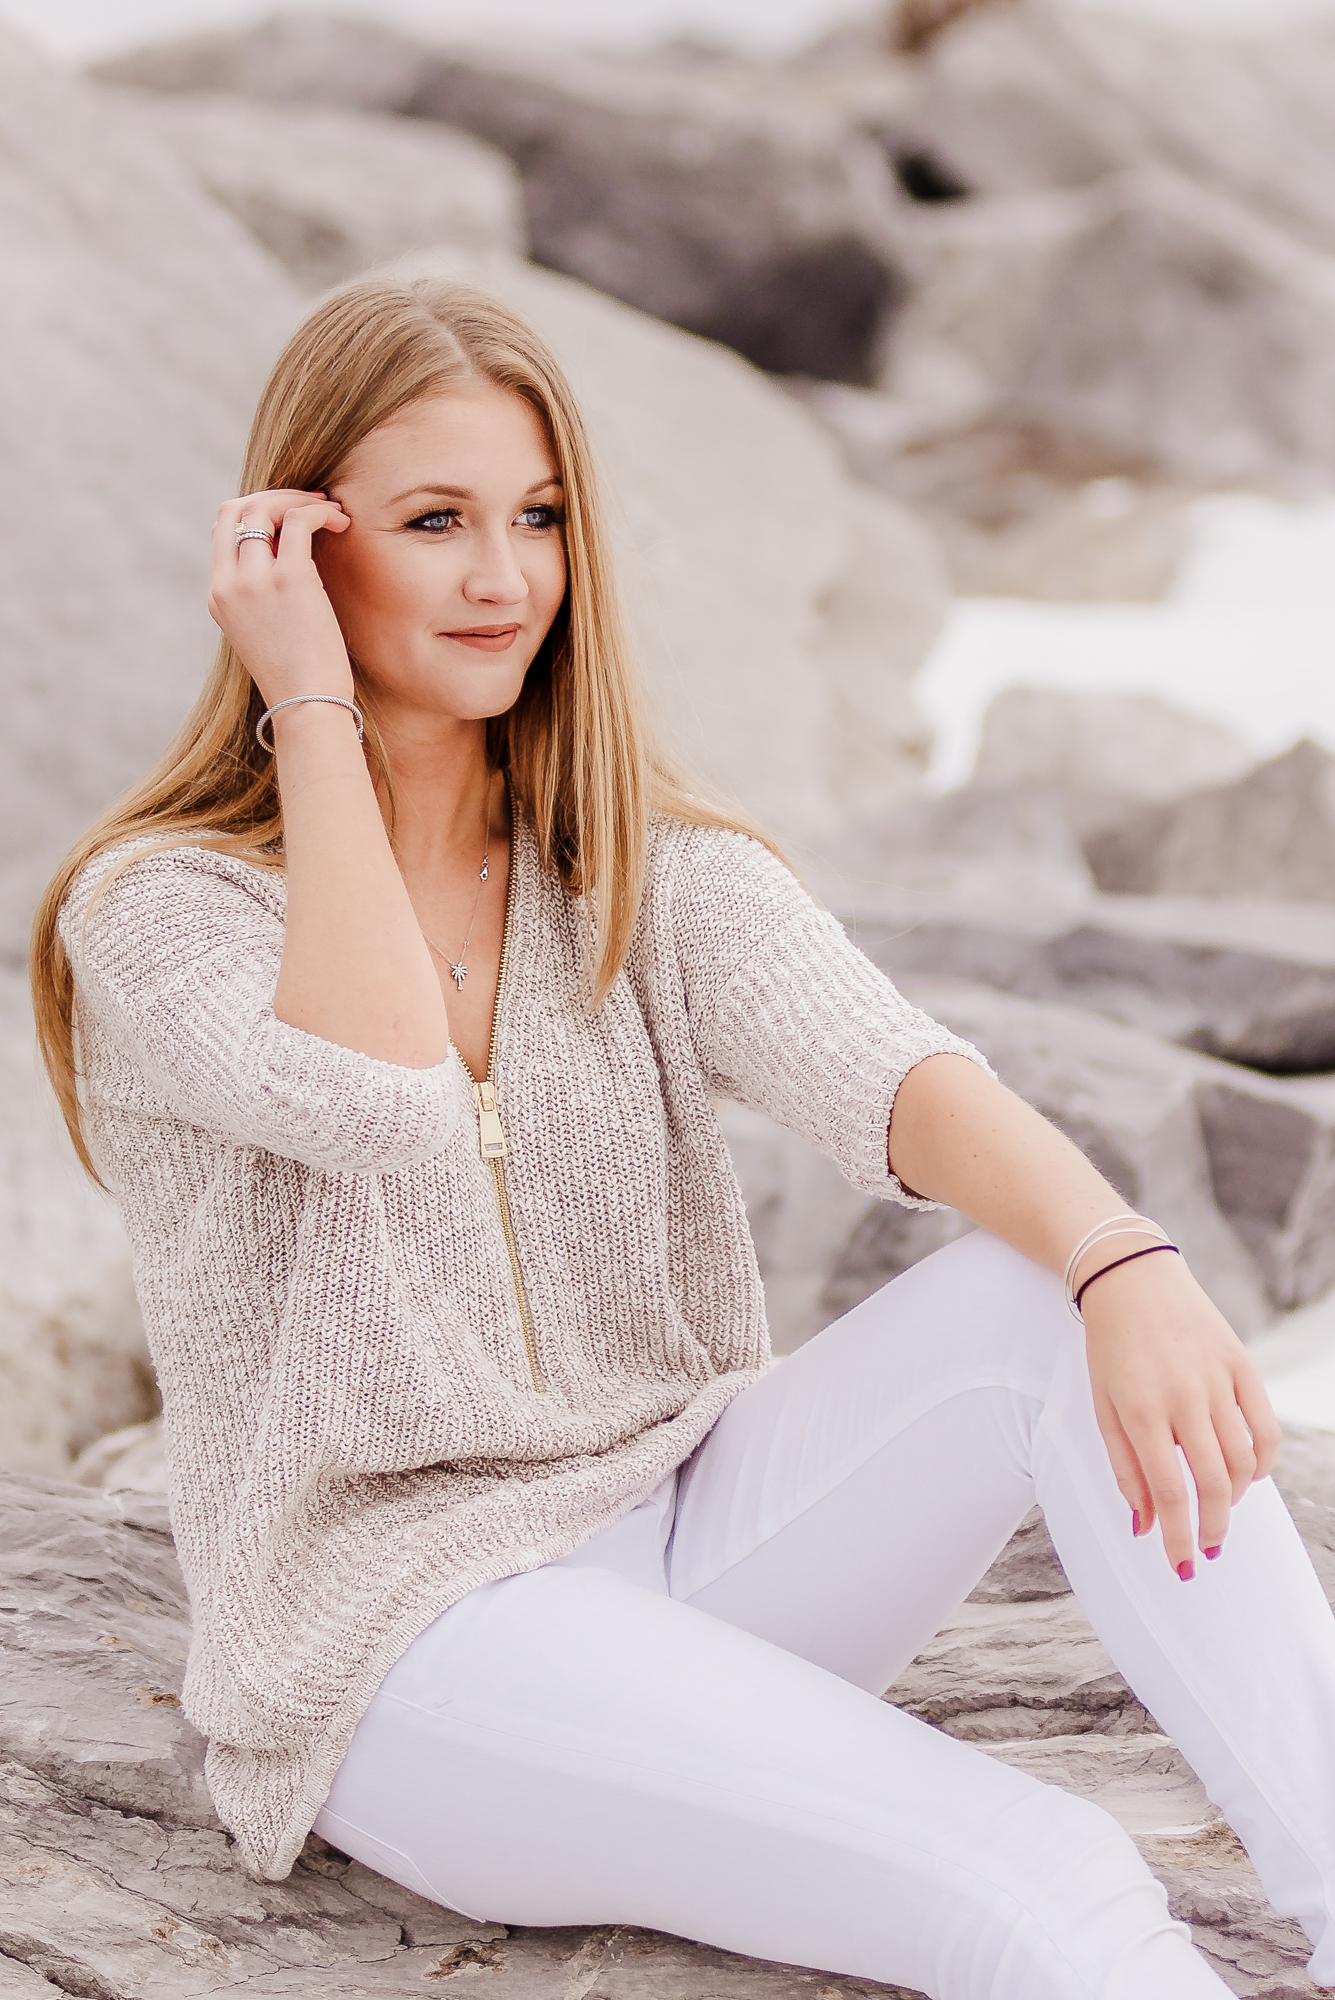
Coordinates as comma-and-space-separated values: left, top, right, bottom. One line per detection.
32, 274, 775, 1181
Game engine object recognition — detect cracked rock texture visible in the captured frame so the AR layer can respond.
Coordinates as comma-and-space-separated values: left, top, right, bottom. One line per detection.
4, 1443, 1335, 1998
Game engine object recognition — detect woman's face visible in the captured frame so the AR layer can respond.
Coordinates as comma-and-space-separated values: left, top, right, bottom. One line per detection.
316, 382, 568, 727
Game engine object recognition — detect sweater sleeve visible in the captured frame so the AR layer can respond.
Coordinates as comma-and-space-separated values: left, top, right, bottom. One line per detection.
668, 827, 992, 1207
60, 843, 463, 1175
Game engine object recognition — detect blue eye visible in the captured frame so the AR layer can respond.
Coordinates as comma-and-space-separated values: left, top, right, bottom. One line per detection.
407, 510, 458, 533
517, 505, 561, 529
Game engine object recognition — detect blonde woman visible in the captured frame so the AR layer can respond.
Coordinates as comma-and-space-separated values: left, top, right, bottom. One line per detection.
32, 278, 1335, 2000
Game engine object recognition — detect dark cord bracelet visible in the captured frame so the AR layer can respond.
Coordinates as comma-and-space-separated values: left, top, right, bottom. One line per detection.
1074, 1241, 1181, 1315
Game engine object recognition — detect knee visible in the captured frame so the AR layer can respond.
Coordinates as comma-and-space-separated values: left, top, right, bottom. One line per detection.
872, 1229, 1070, 1376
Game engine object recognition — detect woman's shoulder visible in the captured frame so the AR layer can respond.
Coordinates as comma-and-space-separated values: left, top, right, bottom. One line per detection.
643, 811, 817, 954
60, 835, 286, 954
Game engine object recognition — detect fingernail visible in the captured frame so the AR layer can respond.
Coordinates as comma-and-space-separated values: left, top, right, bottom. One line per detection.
1177, 1559, 1195, 1582
1131, 1510, 1141, 1537
1204, 1545, 1222, 1560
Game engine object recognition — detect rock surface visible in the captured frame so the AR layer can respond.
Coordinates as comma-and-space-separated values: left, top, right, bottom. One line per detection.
1087, 741, 1335, 905
6, 1435, 1335, 2000
116, 87, 529, 294
973, 687, 1257, 840
904, 2, 1335, 257
725, 968, 1335, 1351
857, 895, 1335, 1076
99, 15, 907, 387
0, 27, 301, 961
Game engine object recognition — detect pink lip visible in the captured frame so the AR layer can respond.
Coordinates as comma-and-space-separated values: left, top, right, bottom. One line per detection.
444, 624, 521, 654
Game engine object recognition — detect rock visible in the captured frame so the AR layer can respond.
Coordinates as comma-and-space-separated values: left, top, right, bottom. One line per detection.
972, 687, 1256, 840
113, 88, 528, 295
855, 888, 1335, 1076
15, 1425, 1335, 2000
0, 969, 152, 1479
874, 161, 1335, 489
792, 385, 1194, 602
999, 168, 1335, 490
897, 977, 1335, 1327
1087, 740, 1335, 905
890, 1592, 1156, 1742
809, 781, 1095, 906
722, 909, 1335, 1351
905, 2, 1335, 257
71, 1417, 168, 1496
0, 28, 302, 960
393, 246, 945, 839
98, 15, 908, 387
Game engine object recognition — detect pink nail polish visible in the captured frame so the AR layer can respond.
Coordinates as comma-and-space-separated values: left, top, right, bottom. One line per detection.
1131, 1510, 1141, 1537
1204, 1546, 1222, 1560
1177, 1559, 1195, 1582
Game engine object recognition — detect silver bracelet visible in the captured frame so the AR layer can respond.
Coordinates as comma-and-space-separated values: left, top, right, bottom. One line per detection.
256, 694, 364, 753
1063, 1213, 1173, 1321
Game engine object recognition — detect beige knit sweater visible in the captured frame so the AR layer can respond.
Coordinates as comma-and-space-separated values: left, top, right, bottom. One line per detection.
62, 813, 984, 1879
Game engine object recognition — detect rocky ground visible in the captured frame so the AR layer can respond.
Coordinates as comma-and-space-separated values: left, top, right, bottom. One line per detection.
4, 1439, 1334, 2000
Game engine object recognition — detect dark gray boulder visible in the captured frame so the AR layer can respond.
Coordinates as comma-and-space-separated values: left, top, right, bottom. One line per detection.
863, 899, 1335, 1074
97, 14, 907, 387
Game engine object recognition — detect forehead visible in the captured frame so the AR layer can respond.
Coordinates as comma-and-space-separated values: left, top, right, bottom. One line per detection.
343, 384, 557, 486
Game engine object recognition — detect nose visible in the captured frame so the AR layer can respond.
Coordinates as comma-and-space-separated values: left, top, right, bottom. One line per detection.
462, 521, 530, 608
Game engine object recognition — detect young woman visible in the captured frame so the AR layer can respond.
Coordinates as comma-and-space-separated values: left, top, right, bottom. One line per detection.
31, 277, 1335, 2000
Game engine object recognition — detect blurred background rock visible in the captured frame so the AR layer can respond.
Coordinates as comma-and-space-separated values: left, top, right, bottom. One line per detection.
3, 0, 1335, 1473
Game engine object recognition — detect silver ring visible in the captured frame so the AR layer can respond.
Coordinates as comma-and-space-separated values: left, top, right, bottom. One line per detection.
235, 526, 274, 546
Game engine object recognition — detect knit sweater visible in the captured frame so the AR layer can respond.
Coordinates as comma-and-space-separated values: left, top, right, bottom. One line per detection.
61, 813, 985, 1879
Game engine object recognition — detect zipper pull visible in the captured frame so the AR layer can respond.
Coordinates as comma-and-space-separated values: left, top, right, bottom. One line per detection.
472, 1080, 509, 1160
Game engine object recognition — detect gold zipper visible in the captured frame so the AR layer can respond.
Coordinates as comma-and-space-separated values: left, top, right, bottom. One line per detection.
459, 826, 544, 1395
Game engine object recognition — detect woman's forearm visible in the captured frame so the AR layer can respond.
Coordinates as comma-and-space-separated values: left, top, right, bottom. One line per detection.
270, 702, 449, 1067
888, 1053, 1129, 1276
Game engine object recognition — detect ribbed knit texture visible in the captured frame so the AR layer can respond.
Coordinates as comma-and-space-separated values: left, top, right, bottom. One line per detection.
60, 814, 986, 1880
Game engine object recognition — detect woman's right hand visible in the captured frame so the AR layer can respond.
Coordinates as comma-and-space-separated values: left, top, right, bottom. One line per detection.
208, 490, 353, 711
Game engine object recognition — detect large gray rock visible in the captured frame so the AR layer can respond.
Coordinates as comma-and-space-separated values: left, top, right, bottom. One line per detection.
876, 164, 1335, 488
808, 780, 1096, 907
859, 893, 1335, 1075
115, 88, 529, 294
10, 1432, 1335, 1999
905, 976, 1335, 1325
973, 687, 1257, 840
1088, 740, 1335, 904
726, 972, 1335, 1348
98, 14, 907, 387
0, 28, 301, 961
904, 1, 1335, 256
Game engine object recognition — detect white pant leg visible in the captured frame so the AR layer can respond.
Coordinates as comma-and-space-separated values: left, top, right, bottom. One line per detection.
315, 1561, 1226, 2000
673, 1231, 1335, 1985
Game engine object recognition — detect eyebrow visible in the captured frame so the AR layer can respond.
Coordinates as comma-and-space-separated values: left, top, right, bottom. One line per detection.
386, 476, 564, 507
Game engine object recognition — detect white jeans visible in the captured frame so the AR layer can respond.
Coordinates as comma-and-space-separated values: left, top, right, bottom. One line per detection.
315, 1235, 1335, 1999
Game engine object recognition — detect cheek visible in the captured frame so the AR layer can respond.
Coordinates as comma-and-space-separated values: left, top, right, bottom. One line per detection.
529, 541, 568, 627
320, 541, 430, 638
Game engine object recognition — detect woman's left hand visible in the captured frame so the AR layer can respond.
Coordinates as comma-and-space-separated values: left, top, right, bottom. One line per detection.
1081, 1249, 1281, 1575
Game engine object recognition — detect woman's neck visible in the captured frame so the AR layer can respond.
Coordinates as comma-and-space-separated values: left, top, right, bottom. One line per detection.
373, 714, 502, 877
